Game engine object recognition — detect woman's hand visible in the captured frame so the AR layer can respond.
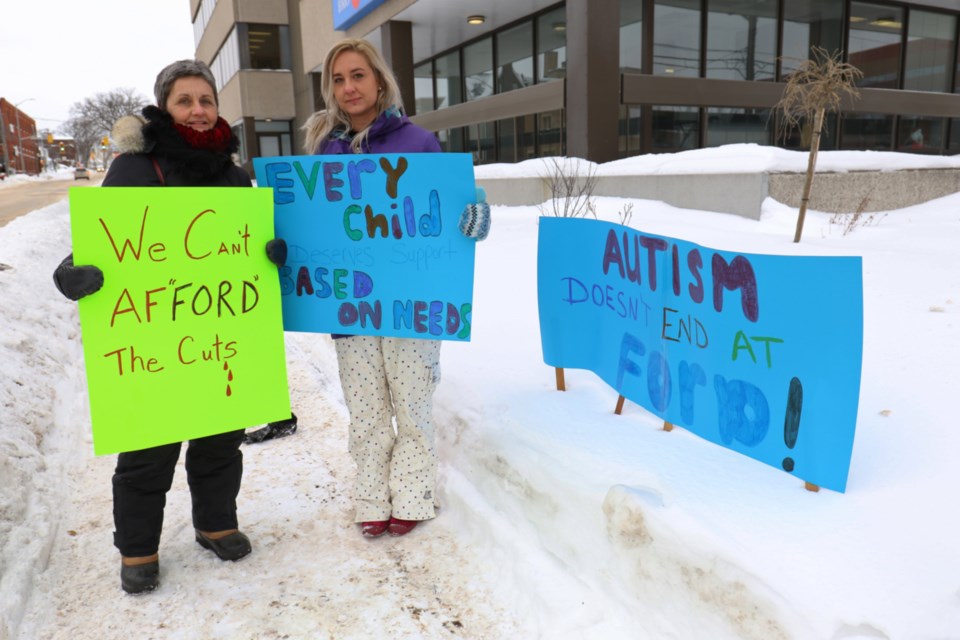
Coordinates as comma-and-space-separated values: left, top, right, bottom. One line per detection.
266, 238, 287, 267
53, 254, 104, 301
458, 187, 491, 241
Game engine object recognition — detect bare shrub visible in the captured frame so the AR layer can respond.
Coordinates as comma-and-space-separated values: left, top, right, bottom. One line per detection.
618, 201, 634, 226
828, 192, 887, 235
538, 157, 598, 218
776, 47, 862, 243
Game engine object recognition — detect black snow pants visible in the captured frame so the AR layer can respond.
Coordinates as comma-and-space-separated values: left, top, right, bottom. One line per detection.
112, 429, 245, 557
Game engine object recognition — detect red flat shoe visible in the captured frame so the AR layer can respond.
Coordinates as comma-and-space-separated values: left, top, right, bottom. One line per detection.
361, 520, 389, 538
388, 517, 418, 537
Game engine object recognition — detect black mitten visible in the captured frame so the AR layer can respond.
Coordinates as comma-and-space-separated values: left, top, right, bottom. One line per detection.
244, 413, 298, 444
53, 254, 104, 301
266, 238, 287, 267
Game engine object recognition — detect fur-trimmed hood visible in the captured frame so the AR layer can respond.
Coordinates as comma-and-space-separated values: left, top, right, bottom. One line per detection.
111, 113, 150, 154
108, 106, 241, 185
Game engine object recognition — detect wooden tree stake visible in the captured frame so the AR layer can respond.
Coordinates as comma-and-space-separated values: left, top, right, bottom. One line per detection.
555, 367, 565, 391
614, 395, 625, 415
663, 421, 674, 432
804, 482, 820, 492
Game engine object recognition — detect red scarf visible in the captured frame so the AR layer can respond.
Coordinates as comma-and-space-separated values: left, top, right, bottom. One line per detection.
173, 117, 233, 153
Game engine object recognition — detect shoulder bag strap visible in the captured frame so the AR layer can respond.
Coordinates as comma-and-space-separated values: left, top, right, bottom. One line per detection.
148, 154, 166, 186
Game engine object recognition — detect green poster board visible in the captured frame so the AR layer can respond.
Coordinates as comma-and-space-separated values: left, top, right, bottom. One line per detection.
69, 187, 290, 455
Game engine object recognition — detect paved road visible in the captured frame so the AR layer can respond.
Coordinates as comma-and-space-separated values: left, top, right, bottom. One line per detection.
0, 173, 104, 228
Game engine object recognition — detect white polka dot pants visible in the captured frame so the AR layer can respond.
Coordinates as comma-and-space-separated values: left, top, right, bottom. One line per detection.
335, 335, 442, 522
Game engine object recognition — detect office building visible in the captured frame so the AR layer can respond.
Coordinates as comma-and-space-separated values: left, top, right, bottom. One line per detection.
189, 0, 960, 173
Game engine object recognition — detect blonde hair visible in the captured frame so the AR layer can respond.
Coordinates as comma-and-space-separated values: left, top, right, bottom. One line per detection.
303, 39, 404, 154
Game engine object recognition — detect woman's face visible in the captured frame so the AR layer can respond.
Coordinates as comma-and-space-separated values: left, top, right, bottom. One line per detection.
165, 76, 218, 131
331, 50, 380, 131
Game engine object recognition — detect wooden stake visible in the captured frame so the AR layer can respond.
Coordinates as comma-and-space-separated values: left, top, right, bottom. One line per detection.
555, 367, 565, 391
804, 482, 820, 492
663, 421, 674, 432
614, 395, 625, 415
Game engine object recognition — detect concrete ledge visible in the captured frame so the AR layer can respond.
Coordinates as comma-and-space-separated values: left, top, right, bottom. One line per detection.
478, 173, 768, 219
768, 169, 960, 213
478, 168, 960, 219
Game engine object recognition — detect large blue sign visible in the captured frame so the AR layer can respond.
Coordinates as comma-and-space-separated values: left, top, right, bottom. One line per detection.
254, 153, 477, 341
537, 217, 863, 492
332, 0, 389, 30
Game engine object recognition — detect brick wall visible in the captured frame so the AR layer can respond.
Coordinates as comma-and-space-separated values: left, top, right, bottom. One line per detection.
0, 98, 40, 175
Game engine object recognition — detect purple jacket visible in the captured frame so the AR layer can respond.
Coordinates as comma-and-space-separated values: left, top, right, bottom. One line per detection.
317, 106, 441, 155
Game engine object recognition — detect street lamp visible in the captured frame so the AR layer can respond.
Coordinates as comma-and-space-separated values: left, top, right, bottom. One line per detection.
14, 98, 35, 174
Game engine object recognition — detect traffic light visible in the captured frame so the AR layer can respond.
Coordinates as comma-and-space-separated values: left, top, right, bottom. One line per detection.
101, 136, 109, 149
46, 132, 53, 144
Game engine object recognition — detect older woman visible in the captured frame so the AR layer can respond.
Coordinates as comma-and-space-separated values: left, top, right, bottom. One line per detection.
53, 60, 285, 594
301, 39, 490, 539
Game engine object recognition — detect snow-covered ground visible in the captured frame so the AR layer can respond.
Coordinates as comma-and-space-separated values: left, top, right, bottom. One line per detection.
1, 145, 959, 639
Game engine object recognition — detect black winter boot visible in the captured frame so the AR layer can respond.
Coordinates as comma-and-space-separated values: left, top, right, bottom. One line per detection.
195, 530, 252, 561
120, 559, 160, 594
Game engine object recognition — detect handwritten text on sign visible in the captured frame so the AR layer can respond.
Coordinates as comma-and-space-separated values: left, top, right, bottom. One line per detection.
253, 154, 477, 340
537, 217, 863, 492
69, 187, 290, 455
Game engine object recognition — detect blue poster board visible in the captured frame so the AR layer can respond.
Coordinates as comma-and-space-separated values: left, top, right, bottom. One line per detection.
332, 0, 388, 30
537, 217, 863, 492
253, 153, 477, 341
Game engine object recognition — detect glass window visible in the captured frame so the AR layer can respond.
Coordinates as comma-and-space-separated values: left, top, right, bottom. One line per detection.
498, 118, 517, 163
538, 7, 567, 82
904, 10, 957, 93
464, 37, 494, 101
841, 113, 895, 150
498, 21, 534, 93
247, 24, 289, 70
255, 120, 292, 157
620, 0, 644, 73
706, 0, 777, 81
414, 61, 434, 114
780, 113, 838, 150
956, 46, 960, 95
848, 3, 904, 89
435, 51, 462, 109
705, 108, 771, 146
231, 122, 246, 163
651, 106, 699, 151
897, 115, 945, 153
193, 0, 217, 47
517, 114, 537, 160
465, 122, 496, 163
781, 0, 843, 76
949, 120, 960, 153
654, 0, 701, 77
538, 110, 565, 156
437, 128, 464, 152
211, 28, 240, 90
497, 115, 536, 162
619, 104, 643, 157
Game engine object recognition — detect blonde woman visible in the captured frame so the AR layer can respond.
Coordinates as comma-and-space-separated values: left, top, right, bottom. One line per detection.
303, 39, 490, 538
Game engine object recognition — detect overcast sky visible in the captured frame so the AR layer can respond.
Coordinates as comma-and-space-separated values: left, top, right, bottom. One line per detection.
2, 0, 196, 133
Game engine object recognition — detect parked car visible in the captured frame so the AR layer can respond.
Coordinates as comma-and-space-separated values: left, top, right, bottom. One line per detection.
74, 166, 90, 180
